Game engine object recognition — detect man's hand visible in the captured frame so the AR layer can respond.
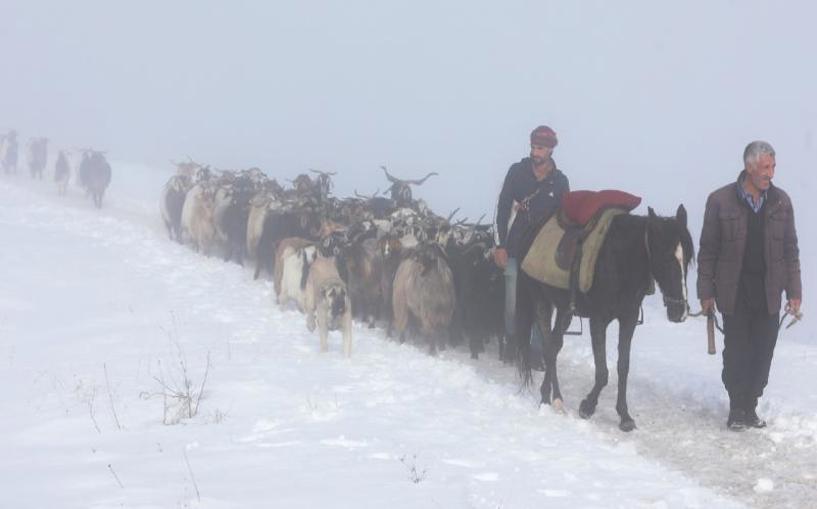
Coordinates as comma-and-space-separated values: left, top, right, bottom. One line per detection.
786, 298, 802, 316
701, 298, 716, 316
493, 247, 508, 269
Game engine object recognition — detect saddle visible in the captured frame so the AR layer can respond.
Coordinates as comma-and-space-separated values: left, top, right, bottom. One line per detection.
562, 190, 642, 226
521, 190, 641, 299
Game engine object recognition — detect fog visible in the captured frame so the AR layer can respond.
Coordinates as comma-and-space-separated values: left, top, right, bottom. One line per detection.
4, 1, 816, 236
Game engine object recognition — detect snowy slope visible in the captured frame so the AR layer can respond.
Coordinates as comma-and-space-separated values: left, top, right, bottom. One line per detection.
0, 163, 812, 508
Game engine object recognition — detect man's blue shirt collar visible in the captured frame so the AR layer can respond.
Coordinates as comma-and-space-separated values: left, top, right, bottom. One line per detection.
737, 173, 767, 213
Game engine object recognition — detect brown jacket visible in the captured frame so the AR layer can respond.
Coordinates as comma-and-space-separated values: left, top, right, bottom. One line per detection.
697, 171, 801, 315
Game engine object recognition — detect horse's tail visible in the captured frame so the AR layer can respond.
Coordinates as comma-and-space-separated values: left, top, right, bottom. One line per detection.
514, 269, 536, 388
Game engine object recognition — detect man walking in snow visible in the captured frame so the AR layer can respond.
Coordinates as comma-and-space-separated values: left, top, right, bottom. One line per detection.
697, 140, 801, 431
494, 125, 570, 368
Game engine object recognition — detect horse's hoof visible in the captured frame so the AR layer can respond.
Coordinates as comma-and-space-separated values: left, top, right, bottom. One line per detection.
579, 400, 595, 419
552, 398, 566, 415
619, 419, 637, 432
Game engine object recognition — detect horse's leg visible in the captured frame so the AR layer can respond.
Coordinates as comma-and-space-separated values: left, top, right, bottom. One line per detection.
616, 311, 639, 432
579, 317, 609, 419
535, 300, 554, 405
548, 309, 571, 413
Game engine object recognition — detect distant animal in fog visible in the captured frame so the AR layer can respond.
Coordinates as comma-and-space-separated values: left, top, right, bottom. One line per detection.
1, 130, 19, 175
54, 150, 71, 195
78, 150, 111, 208
27, 137, 48, 179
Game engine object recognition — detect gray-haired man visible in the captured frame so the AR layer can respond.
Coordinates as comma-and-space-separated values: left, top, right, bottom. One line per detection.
697, 140, 802, 431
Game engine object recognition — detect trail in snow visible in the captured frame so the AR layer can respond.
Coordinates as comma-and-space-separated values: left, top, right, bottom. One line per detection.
1, 164, 813, 508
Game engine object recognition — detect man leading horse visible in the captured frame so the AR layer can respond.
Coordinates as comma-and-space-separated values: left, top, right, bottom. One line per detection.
697, 140, 802, 431
494, 125, 570, 368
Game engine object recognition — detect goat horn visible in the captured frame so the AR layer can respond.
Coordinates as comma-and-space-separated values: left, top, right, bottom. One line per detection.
446, 207, 460, 223
405, 172, 438, 186
310, 169, 339, 177
380, 165, 401, 184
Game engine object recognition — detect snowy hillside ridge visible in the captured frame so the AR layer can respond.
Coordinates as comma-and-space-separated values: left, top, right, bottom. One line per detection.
0, 161, 812, 508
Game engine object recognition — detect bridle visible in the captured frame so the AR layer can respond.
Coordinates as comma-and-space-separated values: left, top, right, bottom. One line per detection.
644, 220, 690, 312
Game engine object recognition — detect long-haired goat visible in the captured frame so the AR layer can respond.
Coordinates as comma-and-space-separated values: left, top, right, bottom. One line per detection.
274, 237, 318, 312
391, 242, 456, 355
160, 174, 192, 242
180, 182, 217, 254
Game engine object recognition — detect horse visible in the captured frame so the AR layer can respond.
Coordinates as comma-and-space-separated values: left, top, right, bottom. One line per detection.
514, 204, 693, 431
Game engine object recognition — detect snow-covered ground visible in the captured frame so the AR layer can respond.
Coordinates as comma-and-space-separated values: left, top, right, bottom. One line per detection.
0, 162, 814, 508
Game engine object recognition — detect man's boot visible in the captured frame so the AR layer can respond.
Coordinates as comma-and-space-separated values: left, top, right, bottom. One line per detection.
727, 408, 748, 431
727, 394, 747, 431
744, 398, 767, 429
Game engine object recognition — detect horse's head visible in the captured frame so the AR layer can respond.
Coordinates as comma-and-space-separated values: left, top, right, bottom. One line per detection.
646, 205, 694, 323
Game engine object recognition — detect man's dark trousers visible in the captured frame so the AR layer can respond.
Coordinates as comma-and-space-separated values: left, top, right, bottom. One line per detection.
722, 285, 780, 412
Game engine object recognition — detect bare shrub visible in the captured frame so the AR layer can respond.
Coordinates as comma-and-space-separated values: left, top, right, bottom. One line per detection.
140, 316, 212, 425
399, 454, 427, 484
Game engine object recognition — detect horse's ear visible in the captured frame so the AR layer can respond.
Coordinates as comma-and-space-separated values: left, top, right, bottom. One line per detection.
648, 206, 657, 220
676, 204, 687, 228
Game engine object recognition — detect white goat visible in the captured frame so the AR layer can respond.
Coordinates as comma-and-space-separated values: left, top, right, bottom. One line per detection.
274, 237, 317, 311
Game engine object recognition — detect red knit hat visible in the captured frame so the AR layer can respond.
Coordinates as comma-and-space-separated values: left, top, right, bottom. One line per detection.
530, 125, 558, 148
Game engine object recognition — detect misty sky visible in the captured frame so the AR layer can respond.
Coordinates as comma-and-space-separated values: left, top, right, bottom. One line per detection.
4, 1, 816, 235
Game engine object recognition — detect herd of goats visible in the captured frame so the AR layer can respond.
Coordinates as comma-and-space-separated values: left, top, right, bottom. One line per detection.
160, 160, 504, 359
0, 131, 112, 207
0, 131, 506, 360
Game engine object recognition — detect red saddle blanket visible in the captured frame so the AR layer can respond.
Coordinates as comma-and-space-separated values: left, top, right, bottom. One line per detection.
561, 190, 642, 226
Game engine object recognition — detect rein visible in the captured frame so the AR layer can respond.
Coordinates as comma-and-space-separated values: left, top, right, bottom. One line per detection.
688, 308, 725, 333
688, 307, 802, 333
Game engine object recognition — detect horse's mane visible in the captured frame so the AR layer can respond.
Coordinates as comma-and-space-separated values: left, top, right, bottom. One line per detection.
653, 214, 695, 270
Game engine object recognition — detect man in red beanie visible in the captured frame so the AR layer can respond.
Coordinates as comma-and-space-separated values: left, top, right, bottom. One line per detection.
494, 125, 570, 367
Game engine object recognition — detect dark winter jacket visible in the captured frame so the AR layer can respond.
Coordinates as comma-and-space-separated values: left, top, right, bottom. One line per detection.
697, 171, 801, 315
495, 157, 569, 257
